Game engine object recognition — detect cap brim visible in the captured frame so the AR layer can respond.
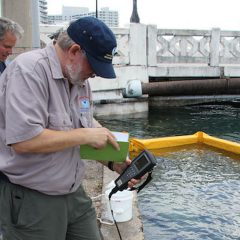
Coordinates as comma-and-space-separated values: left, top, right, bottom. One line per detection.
85, 52, 116, 79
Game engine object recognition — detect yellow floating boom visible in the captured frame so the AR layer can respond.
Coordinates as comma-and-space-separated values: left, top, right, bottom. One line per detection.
130, 131, 240, 156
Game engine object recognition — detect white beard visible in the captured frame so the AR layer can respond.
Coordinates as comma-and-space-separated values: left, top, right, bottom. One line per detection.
66, 63, 84, 87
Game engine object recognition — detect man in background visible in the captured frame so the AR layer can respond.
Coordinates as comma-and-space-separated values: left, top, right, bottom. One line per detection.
0, 17, 23, 75
0, 16, 23, 240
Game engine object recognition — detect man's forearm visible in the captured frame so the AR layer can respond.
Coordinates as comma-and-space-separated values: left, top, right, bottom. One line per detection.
12, 128, 89, 153
11, 127, 119, 154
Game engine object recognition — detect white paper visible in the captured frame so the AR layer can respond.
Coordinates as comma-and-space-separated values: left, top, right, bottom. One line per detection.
112, 131, 129, 142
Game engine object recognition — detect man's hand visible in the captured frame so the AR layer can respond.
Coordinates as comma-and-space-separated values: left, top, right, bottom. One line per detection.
112, 158, 141, 189
87, 127, 120, 151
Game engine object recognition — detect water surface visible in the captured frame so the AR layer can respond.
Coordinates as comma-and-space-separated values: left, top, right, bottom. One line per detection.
97, 105, 240, 240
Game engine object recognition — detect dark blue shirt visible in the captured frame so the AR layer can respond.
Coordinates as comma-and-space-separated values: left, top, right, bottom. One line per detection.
0, 62, 6, 74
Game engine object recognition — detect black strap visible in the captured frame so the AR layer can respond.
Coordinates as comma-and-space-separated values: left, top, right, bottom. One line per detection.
108, 161, 114, 171
130, 171, 153, 193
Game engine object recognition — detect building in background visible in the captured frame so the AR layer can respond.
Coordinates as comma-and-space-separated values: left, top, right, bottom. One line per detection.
39, 0, 48, 24
48, 6, 119, 27
48, 6, 88, 24
72, 7, 118, 27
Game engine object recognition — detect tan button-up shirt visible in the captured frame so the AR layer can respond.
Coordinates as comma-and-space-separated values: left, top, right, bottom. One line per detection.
0, 43, 94, 195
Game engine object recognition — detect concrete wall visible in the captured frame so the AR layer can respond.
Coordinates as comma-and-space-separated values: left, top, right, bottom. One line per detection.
91, 24, 149, 116
147, 26, 240, 78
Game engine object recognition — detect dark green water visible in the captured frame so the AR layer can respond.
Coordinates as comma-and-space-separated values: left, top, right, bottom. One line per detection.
96, 104, 240, 240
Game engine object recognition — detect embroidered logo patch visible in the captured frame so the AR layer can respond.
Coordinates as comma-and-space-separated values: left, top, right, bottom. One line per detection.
79, 97, 90, 112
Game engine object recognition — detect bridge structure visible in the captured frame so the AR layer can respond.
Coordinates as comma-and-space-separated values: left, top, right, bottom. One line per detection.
5, 9, 240, 116
86, 24, 240, 115
2, 0, 240, 116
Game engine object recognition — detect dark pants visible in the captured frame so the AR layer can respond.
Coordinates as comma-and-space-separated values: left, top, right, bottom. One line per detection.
0, 172, 8, 240
0, 175, 101, 240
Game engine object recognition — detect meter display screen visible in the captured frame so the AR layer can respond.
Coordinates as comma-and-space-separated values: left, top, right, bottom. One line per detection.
135, 154, 149, 171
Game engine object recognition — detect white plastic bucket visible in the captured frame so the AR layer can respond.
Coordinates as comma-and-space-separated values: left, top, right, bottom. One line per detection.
105, 187, 133, 222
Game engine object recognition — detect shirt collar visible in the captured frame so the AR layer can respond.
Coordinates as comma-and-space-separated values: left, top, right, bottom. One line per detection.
45, 42, 87, 89
45, 42, 64, 80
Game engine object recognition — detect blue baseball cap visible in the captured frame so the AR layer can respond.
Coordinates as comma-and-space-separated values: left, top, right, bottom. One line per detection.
67, 17, 117, 79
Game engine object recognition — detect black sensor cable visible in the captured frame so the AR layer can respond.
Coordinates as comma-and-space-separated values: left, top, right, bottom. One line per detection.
108, 186, 123, 240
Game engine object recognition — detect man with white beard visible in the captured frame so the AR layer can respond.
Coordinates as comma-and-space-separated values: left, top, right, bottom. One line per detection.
0, 17, 138, 240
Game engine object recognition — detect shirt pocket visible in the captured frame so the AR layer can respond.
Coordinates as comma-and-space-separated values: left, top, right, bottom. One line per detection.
79, 111, 93, 128
48, 113, 73, 130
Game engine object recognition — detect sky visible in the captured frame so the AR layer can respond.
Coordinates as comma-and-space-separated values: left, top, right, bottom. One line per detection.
47, 0, 240, 30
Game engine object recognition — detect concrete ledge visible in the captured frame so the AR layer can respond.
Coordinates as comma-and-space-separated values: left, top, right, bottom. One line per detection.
93, 98, 148, 117
149, 94, 240, 107
100, 167, 144, 240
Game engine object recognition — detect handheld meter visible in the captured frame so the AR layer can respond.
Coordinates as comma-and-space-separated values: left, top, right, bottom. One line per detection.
108, 149, 157, 239
109, 149, 157, 199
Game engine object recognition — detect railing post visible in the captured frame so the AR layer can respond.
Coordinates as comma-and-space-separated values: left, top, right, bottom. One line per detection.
147, 25, 157, 67
209, 28, 221, 67
129, 23, 147, 66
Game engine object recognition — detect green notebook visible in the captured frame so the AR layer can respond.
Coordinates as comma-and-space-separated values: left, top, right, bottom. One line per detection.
80, 131, 129, 162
